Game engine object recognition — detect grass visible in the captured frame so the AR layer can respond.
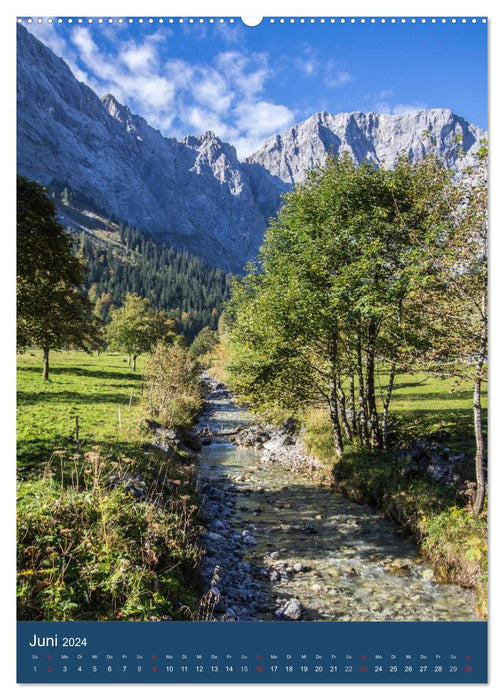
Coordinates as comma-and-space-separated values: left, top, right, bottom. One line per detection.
17, 451, 202, 621
303, 370, 487, 466
17, 350, 146, 475
381, 370, 487, 454
17, 349, 205, 621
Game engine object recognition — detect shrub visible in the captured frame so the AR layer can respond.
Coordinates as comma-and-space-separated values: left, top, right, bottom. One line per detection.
143, 343, 204, 430
190, 326, 218, 359
421, 505, 487, 617
17, 448, 202, 621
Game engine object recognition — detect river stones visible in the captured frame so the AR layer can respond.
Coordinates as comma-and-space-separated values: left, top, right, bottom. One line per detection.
206, 532, 225, 542
243, 535, 257, 546
275, 598, 303, 620
195, 380, 478, 623
421, 568, 435, 580
386, 559, 412, 576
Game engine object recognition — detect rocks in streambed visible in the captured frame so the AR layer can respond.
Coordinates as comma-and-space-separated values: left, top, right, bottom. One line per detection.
261, 554, 310, 582
196, 376, 478, 623
263, 434, 295, 452
275, 598, 303, 621
242, 531, 258, 546
233, 426, 271, 447
385, 559, 412, 576
145, 419, 198, 459
231, 419, 324, 472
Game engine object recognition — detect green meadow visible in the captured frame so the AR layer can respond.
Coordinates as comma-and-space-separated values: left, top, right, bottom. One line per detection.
17, 351, 146, 474
17, 350, 203, 621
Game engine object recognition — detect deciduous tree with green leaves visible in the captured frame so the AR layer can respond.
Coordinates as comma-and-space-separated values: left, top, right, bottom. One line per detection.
17, 175, 100, 380
189, 326, 218, 358
420, 143, 488, 514
105, 293, 176, 370
227, 154, 453, 458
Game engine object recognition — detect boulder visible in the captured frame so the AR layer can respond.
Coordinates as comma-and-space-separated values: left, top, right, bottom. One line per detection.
275, 598, 303, 620
263, 434, 295, 452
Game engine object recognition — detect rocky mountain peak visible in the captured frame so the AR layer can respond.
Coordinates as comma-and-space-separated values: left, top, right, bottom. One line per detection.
247, 107, 485, 185
17, 23, 486, 273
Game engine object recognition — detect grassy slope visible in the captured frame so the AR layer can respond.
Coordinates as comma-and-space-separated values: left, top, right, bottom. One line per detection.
17, 351, 203, 621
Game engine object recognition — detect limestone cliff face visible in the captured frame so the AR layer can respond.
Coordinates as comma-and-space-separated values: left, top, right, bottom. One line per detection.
17, 24, 486, 272
16, 25, 267, 272
246, 109, 485, 186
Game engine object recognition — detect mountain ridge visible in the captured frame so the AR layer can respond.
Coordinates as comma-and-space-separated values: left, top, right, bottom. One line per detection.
17, 24, 486, 272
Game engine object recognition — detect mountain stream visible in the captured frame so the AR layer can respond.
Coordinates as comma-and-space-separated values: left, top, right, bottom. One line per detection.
195, 384, 478, 622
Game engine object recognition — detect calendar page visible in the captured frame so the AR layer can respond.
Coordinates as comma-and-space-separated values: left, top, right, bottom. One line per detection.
15, 9, 488, 685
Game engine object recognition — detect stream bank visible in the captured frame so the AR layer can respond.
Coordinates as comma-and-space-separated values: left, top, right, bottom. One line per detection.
192, 378, 477, 622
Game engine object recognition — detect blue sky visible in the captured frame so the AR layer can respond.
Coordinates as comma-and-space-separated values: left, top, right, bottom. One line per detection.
24, 17, 487, 159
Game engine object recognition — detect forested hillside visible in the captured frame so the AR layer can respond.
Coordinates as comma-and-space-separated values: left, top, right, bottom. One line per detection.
83, 229, 231, 341
55, 191, 232, 342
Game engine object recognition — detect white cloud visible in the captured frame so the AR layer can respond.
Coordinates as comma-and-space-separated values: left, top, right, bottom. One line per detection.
28, 22, 67, 58
215, 51, 270, 98
213, 21, 246, 45
135, 77, 176, 109
233, 135, 269, 159
294, 44, 320, 77
120, 43, 157, 73
71, 28, 117, 82
235, 100, 295, 138
375, 101, 427, 115
391, 103, 426, 115
324, 61, 353, 88
302, 60, 319, 77
192, 70, 233, 113
325, 71, 353, 88
24, 25, 296, 160
187, 107, 235, 140
165, 59, 196, 88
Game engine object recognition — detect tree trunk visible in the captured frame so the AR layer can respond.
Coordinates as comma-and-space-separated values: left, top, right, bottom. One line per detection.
473, 312, 487, 515
348, 373, 358, 437
382, 362, 396, 450
132, 355, 137, 371
366, 324, 383, 449
336, 374, 352, 440
329, 380, 344, 459
42, 346, 50, 381
127, 353, 131, 366
356, 334, 369, 448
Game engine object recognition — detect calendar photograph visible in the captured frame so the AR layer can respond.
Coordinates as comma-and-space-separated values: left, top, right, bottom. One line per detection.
16, 13, 488, 683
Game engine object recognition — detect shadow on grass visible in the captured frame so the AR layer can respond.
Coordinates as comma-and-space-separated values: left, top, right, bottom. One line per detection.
393, 390, 476, 402
17, 390, 136, 406
385, 378, 430, 390
397, 406, 487, 453
17, 365, 141, 382
17, 437, 141, 479
398, 406, 486, 422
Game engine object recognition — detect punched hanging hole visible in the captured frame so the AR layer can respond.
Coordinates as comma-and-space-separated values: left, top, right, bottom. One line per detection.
241, 17, 263, 27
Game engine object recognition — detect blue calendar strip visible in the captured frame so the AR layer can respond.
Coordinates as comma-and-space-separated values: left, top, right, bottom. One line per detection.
17, 621, 487, 683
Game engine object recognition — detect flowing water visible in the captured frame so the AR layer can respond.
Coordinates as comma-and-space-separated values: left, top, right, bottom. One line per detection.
196, 389, 478, 622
